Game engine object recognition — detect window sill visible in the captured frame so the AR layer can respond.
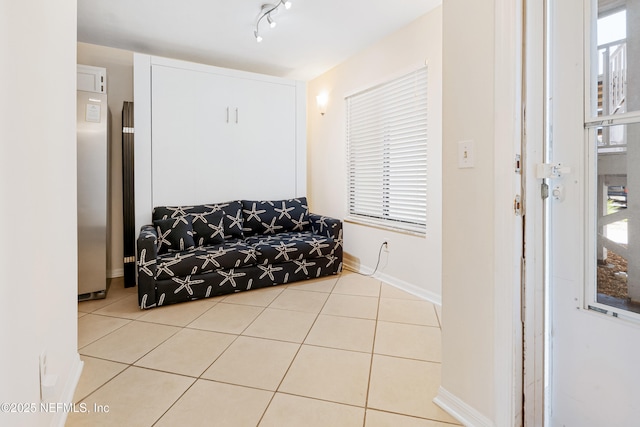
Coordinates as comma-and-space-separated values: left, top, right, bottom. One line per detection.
344, 216, 426, 237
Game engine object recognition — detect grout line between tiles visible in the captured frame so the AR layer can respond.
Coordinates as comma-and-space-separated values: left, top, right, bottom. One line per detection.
362, 277, 382, 427
256, 273, 345, 426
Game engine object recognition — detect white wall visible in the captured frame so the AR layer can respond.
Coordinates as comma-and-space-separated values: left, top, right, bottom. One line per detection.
306, 8, 443, 303
439, 0, 497, 423
77, 43, 134, 278
0, 1, 82, 426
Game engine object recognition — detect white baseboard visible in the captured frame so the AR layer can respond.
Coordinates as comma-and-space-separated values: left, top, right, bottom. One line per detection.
343, 261, 441, 306
53, 354, 84, 427
107, 268, 124, 279
434, 386, 494, 427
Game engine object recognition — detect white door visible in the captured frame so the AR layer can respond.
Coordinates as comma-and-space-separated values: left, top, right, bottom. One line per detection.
546, 0, 640, 425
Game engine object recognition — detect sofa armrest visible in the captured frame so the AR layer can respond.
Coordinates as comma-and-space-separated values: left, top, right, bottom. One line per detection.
309, 213, 342, 240
137, 225, 158, 309
309, 214, 343, 274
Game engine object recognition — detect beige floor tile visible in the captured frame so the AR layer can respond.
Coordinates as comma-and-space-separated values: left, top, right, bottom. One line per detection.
269, 289, 329, 313
260, 393, 365, 427
279, 345, 371, 406
365, 409, 459, 427
242, 308, 316, 342
321, 294, 379, 320
77, 281, 136, 313
77, 314, 130, 349
380, 283, 423, 300
305, 314, 375, 353
378, 298, 439, 327
105, 282, 137, 298
202, 336, 299, 390
333, 273, 381, 297
135, 328, 236, 377
67, 366, 194, 427
92, 294, 145, 320
77, 297, 122, 314
222, 286, 284, 307
80, 321, 180, 364
73, 356, 127, 403
155, 379, 273, 427
187, 302, 263, 334
368, 355, 458, 423
137, 298, 218, 327
374, 321, 441, 362
284, 275, 338, 292
78, 312, 88, 318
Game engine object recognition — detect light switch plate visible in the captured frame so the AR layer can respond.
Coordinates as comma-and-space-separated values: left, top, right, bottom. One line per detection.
458, 140, 474, 168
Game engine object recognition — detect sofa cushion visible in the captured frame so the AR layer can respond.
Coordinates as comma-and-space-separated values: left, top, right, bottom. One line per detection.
155, 240, 258, 280
191, 210, 225, 247
219, 203, 245, 239
154, 217, 195, 254
153, 201, 244, 240
242, 198, 310, 236
248, 231, 335, 265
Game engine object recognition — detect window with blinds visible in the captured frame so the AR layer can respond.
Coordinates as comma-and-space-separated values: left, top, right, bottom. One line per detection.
346, 67, 428, 234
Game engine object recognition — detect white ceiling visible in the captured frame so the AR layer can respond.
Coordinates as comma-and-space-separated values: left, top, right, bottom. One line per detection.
77, 0, 441, 81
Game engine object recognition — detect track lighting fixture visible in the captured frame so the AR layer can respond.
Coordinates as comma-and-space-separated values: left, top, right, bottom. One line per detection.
254, 1, 292, 42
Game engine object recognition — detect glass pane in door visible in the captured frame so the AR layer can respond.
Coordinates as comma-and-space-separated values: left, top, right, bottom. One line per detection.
594, 122, 639, 313
590, 0, 640, 315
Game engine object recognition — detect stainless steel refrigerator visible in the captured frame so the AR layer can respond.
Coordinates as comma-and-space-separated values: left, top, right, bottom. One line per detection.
77, 89, 108, 300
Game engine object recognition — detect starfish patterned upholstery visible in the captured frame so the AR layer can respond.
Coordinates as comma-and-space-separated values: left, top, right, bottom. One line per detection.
136, 197, 343, 309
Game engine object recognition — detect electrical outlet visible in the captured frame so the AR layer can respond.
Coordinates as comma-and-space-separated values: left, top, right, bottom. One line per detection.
39, 351, 57, 402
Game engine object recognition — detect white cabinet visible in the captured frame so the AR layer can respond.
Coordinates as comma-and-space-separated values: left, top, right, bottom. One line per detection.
134, 54, 306, 229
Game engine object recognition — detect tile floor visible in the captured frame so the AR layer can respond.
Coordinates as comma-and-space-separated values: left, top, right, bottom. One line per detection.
70, 271, 460, 427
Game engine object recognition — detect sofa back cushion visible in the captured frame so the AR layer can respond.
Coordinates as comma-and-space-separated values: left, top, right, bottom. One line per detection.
241, 198, 310, 236
154, 216, 196, 254
153, 201, 244, 243
191, 210, 226, 246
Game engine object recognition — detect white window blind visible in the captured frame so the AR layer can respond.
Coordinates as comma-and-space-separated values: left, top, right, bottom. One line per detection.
346, 67, 428, 233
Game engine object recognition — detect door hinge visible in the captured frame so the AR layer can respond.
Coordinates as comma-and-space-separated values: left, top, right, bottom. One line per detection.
514, 195, 522, 216
123, 127, 135, 134
536, 162, 571, 179
515, 154, 521, 174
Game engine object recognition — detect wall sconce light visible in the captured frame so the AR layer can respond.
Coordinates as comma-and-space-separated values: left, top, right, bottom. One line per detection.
316, 92, 328, 116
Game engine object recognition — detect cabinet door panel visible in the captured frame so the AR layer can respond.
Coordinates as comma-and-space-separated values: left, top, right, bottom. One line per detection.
233, 79, 297, 200
152, 64, 298, 206
152, 65, 234, 206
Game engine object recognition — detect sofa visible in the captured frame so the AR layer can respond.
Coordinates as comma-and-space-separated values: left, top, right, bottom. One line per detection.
136, 197, 343, 309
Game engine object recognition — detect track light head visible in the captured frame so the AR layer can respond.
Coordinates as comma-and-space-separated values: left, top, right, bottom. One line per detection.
267, 14, 277, 28
282, 0, 292, 9
254, 30, 263, 43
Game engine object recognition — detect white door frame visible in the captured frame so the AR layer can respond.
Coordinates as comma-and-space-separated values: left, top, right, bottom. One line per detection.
494, 0, 526, 425
522, 0, 549, 425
